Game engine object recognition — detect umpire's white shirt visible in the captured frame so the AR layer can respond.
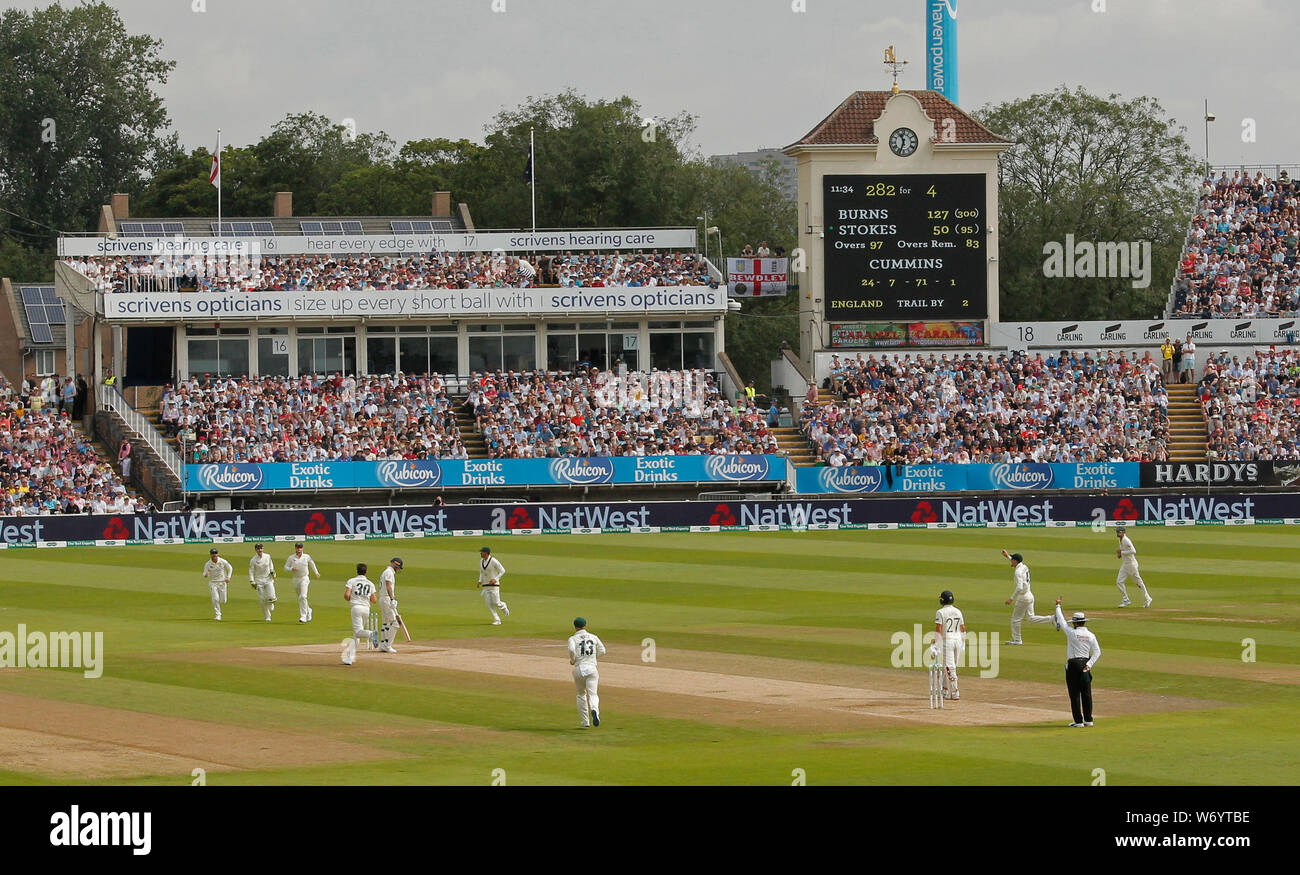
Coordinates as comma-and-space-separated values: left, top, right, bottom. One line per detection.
1055, 605, 1102, 668
568, 630, 606, 673
479, 556, 505, 586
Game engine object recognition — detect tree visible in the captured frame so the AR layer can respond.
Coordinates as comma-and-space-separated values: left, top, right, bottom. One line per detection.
975, 86, 1201, 321
467, 90, 698, 229
0, 2, 174, 238
699, 157, 798, 395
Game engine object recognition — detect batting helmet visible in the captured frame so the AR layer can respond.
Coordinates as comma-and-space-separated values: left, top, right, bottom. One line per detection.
939, 590, 955, 605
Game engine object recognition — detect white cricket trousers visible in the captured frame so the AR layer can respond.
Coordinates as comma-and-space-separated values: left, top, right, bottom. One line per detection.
209, 581, 227, 619
482, 585, 508, 622
293, 577, 312, 621
573, 665, 600, 725
940, 635, 964, 698
379, 595, 398, 647
1116, 562, 1149, 601
1010, 594, 1053, 642
350, 604, 370, 638
255, 580, 277, 620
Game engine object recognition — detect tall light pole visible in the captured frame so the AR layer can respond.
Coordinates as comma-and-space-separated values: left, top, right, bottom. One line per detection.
697, 213, 709, 262
1204, 99, 1216, 176
708, 226, 723, 264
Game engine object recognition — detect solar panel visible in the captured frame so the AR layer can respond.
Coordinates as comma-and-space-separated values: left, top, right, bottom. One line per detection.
409, 221, 433, 233
320, 222, 343, 235
342, 221, 364, 235
29, 323, 53, 344
300, 221, 322, 234
391, 221, 412, 233
431, 220, 454, 232
45, 305, 66, 324
117, 222, 143, 237
143, 222, 165, 234
40, 287, 58, 304
20, 287, 42, 305
163, 222, 185, 235
252, 221, 274, 235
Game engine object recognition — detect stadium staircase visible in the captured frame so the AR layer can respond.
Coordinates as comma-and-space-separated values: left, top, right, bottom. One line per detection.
453, 400, 489, 459
1163, 383, 1208, 462
71, 419, 151, 507
778, 387, 837, 467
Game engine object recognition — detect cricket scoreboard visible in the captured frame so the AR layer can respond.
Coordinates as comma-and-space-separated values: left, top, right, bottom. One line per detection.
823, 173, 988, 320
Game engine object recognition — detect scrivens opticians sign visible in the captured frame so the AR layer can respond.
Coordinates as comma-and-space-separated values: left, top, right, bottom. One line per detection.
102, 286, 726, 320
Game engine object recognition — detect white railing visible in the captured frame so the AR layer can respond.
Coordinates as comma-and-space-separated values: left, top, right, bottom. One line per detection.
96, 384, 184, 482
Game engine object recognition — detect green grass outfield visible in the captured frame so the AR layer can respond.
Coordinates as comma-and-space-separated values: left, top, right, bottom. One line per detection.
0, 526, 1295, 786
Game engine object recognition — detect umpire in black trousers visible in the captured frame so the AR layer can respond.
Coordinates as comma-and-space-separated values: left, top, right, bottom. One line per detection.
1052, 598, 1102, 727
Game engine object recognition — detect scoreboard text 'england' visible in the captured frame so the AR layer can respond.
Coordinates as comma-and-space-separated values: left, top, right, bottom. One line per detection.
823, 173, 989, 320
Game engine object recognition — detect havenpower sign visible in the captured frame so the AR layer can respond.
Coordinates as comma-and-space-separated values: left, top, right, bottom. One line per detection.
926, 1, 958, 104
796, 462, 1138, 494
185, 455, 783, 492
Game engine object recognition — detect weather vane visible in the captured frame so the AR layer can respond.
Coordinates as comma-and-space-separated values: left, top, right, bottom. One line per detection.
884, 45, 908, 94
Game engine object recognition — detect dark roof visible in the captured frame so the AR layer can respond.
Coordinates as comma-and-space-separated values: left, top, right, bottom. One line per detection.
12, 284, 67, 349
786, 90, 1010, 149
120, 215, 465, 236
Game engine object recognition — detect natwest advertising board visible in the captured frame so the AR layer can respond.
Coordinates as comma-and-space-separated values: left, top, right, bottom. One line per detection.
4, 493, 1297, 545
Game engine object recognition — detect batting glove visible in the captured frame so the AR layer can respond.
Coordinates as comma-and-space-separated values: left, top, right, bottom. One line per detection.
391, 599, 398, 610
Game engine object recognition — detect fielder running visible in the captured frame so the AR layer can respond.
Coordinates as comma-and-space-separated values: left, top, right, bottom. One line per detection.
568, 617, 606, 728
1002, 549, 1055, 644
477, 546, 510, 625
1115, 527, 1152, 608
378, 557, 403, 653
202, 547, 233, 621
933, 590, 965, 701
342, 563, 378, 666
284, 542, 321, 623
249, 543, 278, 621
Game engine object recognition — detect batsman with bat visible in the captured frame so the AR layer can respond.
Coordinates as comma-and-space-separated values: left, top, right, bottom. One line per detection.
378, 557, 403, 653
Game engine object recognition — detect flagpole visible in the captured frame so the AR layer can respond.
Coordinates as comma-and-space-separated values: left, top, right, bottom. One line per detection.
216, 128, 222, 238
530, 127, 536, 234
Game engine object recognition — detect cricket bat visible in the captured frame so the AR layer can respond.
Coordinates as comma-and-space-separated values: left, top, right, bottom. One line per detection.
397, 612, 412, 642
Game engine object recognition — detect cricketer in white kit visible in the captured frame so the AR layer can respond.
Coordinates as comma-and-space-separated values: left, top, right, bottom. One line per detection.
568, 617, 606, 728
1002, 549, 1054, 643
342, 563, 378, 666
378, 557, 402, 653
202, 548, 233, 621
1115, 527, 1152, 608
934, 590, 965, 700
249, 543, 277, 621
477, 546, 510, 625
284, 542, 321, 623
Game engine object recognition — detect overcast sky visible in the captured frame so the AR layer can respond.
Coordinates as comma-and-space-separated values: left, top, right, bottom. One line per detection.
10, 0, 1297, 168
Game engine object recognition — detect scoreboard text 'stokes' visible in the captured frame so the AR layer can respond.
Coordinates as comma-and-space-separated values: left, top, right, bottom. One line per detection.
823, 173, 988, 320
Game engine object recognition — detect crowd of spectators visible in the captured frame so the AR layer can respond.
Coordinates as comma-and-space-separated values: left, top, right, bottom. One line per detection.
802, 351, 1168, 465
1171, 170, 1300, 319
1200, 347, 1300, 460
0, 377, 140, 516
163, 372, 468, 463
66, 251, 715, 294
468, 368, 779, 458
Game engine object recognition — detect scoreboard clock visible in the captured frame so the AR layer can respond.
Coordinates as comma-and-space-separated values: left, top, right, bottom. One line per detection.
822, 173, 988, 320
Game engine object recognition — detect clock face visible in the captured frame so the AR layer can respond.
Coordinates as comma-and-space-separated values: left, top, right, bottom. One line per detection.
889, 127, 919, 157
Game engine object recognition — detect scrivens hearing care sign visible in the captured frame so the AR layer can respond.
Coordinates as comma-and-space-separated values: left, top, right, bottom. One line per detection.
103, 286, 726, 320
58, 229, 699, 258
